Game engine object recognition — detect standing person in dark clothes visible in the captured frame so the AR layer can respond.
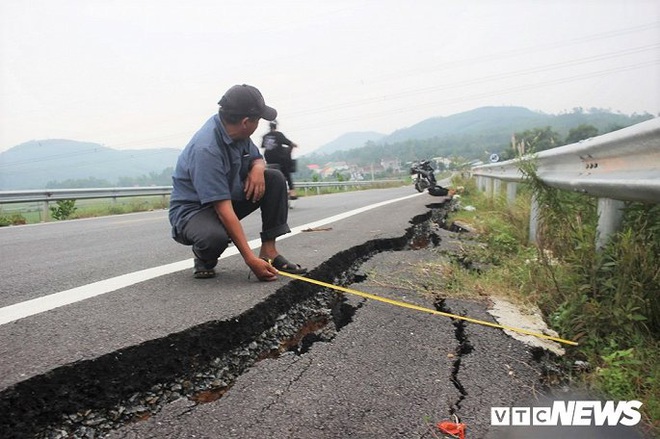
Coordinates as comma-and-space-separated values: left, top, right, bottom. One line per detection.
169, 84, 307, 280
261, 121, 299, 199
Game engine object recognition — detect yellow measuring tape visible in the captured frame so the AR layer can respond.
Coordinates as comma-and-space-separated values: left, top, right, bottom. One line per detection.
278, 271, 578, 347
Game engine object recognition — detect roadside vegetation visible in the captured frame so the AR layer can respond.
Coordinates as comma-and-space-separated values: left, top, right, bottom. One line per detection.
0, 196, 170, 225
0, 180, 409, 226
438, 173, 659, 435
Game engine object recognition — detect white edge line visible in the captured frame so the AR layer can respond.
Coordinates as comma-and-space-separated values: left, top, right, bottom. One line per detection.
0, 192, 422, 325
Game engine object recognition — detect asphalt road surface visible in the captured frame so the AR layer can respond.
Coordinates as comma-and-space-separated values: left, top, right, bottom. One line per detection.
0, 186, 645, 438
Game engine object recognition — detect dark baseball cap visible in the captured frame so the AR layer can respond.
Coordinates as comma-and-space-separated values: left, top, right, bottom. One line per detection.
218, 84, 277, 121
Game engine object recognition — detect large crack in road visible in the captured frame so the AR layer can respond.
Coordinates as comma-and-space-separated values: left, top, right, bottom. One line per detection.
0, 198, 486, 439
436, 299, 474, 419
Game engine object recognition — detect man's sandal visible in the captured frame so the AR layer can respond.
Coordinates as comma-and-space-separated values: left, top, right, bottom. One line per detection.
262, 255, 307, 274
193, 258, 217, 279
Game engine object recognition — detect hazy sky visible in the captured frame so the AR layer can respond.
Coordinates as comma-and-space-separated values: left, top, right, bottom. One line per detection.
1, 0, 658, 154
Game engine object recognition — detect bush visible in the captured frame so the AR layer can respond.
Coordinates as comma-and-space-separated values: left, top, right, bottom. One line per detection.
447, 172, 659, 434
520, 172, 659, 434
0, 213, 28, 226
49, 199, 77, 220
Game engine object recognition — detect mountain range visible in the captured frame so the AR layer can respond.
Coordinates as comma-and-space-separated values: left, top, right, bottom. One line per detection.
0, 140, 181, 190
308, 106, 654, 157
0, 106, 654, 190
309, 131, 386, 155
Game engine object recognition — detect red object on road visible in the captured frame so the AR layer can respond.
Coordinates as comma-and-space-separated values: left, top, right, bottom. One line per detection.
437, 420, 466, 439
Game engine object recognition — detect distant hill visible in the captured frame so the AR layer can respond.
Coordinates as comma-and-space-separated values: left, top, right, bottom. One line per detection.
380, 106, 646, 144
381, 106, 542, 144
301, 106, 654, 167
2, 107, 653, 189
0, 140, 181, 190
308, 131, 386, 155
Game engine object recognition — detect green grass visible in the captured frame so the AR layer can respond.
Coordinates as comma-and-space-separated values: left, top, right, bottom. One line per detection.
0, 196, 170, 225
442, 174, 659, 436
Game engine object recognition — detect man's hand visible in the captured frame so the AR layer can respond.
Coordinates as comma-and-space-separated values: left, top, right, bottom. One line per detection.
214, 201, 276, 281
244, 159, 266, 202
246, 256, 278, 281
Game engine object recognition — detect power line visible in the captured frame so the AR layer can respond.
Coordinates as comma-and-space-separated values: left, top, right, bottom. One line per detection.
363, 21, 660, 86
285, 44, 660, 117
291, 59, 660, 134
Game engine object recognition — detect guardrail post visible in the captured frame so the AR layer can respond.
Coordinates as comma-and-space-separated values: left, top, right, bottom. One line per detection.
529, 194, 539, 244
596, 198, 625, 251
484, 177, 493, 198
506, 182, 517, 206
476, 175, 484, 192
42, 201, 49, 222
493, 179, 502, 197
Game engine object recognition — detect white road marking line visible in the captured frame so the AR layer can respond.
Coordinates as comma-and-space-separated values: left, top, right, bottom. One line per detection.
0, 193, 421, 326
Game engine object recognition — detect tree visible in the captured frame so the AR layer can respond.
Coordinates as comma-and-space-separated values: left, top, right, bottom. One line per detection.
46, 177, 112, 189
565, 124, 598, 145
512, 126, 561, 154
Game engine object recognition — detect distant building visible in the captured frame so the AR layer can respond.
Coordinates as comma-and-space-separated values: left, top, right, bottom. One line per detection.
308, 161, 350, 178
432, 156, 451, 167
380, 157, 402, 173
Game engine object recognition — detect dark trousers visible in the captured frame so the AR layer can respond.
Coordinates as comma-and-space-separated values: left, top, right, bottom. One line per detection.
264, 155, 295, 189
279, 162, 295, 190
177, 168, 290, 262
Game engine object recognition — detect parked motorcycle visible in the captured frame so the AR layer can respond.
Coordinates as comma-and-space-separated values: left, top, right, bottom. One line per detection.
410, 160, 449, 196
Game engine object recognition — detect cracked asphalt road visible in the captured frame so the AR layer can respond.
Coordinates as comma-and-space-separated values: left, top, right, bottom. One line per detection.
3, 189, 646, 439
107, 247, 547, 439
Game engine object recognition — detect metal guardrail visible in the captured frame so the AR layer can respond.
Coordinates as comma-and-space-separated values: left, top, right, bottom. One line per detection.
297, 179, 405, 195
472, 117, 660, 204
0, 186, 173, 204
0, 180, 408, 223
471, 117, 660, 248
0, 180, 406, 206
